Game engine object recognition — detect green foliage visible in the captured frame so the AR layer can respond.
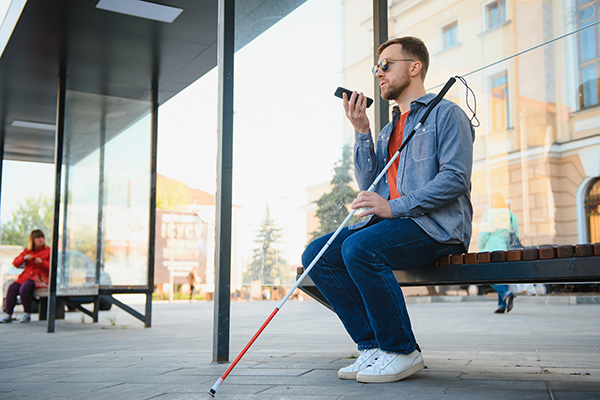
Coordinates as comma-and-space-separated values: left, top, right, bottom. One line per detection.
156, 177, 190, 210
0, 195, 53, 246
311, 143, 360, 240
245, 206, 287, 285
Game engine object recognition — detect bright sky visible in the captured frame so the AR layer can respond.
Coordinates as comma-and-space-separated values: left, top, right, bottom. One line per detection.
1, 0, 348, 270
158, 0, 345, 267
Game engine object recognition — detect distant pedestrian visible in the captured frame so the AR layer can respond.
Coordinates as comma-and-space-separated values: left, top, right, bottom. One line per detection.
2, 230, 50, 323
187, 271, 196, 301
478, 193, 518, 314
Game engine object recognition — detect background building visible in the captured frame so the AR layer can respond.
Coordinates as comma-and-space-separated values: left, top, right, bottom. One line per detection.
312, 0, 600, 252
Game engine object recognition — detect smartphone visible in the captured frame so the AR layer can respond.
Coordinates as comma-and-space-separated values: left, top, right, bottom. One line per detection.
334, 87, 373, 108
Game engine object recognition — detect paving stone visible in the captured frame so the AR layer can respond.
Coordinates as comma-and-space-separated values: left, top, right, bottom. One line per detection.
0, 300, 598, 399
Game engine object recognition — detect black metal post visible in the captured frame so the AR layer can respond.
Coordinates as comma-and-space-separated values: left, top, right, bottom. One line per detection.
47, 69, 66, 333
213, 0, 235, 362
373, 0, 389, 136
146, 84, 159, 328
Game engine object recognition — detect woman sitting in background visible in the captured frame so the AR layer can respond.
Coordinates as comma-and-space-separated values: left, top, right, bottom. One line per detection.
1, 229, 50, 323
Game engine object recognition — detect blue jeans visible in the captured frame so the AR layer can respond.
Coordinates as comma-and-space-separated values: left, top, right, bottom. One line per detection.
492, 285, 510, 308
302, 218, 464, 354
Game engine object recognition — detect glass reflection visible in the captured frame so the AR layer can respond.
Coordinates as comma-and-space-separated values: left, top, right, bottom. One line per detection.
59, 91, 151, 290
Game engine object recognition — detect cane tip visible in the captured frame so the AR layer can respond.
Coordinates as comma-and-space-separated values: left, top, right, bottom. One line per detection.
208, 389, 216, 397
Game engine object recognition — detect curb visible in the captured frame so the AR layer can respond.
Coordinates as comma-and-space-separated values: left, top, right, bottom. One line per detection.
405, 295, 600, 305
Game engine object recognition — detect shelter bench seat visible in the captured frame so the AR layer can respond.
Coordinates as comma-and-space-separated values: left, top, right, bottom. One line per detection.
33, 286, 99, 320
296, 243, 600, 309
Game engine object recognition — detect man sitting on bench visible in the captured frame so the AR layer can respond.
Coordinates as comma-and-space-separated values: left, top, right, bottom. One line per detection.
301, 37, 475, 383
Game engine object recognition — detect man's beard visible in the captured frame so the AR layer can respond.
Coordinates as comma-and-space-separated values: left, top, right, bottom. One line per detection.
381, 79, 409, 101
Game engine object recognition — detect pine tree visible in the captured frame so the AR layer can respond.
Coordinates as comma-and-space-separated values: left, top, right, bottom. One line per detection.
246, 205, 287, 285
311, 143, 360, 240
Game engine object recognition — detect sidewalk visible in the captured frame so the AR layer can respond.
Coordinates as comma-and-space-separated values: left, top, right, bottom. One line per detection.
0, 297, 599, 399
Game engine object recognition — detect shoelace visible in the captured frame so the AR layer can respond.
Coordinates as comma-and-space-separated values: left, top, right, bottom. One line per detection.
369, 351, 395, 369
356, 348, 378, 364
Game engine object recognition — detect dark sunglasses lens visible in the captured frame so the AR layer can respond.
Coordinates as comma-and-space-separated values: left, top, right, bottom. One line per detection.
381, 59, 389, 72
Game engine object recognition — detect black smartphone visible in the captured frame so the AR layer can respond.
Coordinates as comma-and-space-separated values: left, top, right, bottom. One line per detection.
334, 87, 373, 108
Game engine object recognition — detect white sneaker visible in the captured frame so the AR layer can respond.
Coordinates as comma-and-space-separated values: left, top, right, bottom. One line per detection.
338, 348, 380, 380
356, 349, 424, 383
20, 314, 31, 323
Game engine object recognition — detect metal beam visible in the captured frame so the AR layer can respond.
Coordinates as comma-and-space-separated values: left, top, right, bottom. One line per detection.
373, 0, 389, 136
213, 0, 235, 362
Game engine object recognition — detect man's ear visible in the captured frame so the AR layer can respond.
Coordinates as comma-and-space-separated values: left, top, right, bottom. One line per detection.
410, 61, 422, 77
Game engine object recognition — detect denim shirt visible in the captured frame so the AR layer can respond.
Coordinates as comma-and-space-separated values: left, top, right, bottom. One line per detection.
351, 93, 475, 250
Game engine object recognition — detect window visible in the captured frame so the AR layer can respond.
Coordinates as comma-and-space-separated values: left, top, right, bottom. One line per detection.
585, 178, 600, 242
485, 0, 506, 30
490, 71, 510, 132
577, 0, 600, 109
441, 21, 458, 50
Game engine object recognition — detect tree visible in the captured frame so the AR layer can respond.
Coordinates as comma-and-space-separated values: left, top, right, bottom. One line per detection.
1, 195, 53, 246
245, 205, 287, 285
311, 143, 360, 240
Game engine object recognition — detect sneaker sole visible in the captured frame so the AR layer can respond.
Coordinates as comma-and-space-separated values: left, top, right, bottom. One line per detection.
356, 359, 425, 383
338, 370, 358, 380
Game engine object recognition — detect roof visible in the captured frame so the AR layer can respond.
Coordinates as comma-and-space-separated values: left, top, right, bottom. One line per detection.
0, 0, 306, 163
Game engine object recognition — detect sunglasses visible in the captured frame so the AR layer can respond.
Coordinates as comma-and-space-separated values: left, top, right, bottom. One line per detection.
372, 58, 415, 76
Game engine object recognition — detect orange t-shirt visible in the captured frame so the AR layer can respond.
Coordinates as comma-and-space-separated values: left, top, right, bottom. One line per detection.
388, 111, 409, 200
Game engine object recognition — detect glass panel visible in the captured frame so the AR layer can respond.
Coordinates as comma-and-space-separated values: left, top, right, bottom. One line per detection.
59, 91, 151, 291
490, 71, 509, 133
229, 0, 371, 299
369, 0, 600, 254
102, 113, 151, 287
154, 0, 600, 301
156, 71, 218, 299
579, 26, 596, 62
581, 64, 599, 108
58, 92, 101, 290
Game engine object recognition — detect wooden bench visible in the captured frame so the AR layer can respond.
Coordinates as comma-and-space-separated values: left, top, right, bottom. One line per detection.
297, 243, 600, 309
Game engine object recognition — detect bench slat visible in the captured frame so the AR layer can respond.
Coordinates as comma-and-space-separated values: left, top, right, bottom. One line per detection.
538, 247, 557, 259
34, 285, 99, 298
576, 244, 594, 257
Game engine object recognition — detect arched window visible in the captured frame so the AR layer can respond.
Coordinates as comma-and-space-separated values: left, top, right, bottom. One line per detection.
585, 177, 600, 242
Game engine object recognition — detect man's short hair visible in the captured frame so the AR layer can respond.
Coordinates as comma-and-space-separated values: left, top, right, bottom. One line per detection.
377, 37, 429, 80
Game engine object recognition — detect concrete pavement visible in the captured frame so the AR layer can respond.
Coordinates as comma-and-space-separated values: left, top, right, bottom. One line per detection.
1, 296, 599, 399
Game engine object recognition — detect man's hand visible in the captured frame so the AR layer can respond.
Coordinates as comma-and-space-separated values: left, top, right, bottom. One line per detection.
343, 91, 370, 134
351, 191, 393, 219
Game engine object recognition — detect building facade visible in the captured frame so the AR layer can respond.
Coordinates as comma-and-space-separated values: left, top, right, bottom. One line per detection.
325, 0, 600, 251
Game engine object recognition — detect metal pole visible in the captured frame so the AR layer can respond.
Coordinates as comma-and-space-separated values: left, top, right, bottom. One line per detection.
47, 67, 66, 333
373, 0, 389, 136
145, 78, 159, 328
213, 0, 235, 362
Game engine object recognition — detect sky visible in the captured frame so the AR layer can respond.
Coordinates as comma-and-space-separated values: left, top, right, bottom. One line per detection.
157, 0, 346, 268
1, 0, 349, 270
